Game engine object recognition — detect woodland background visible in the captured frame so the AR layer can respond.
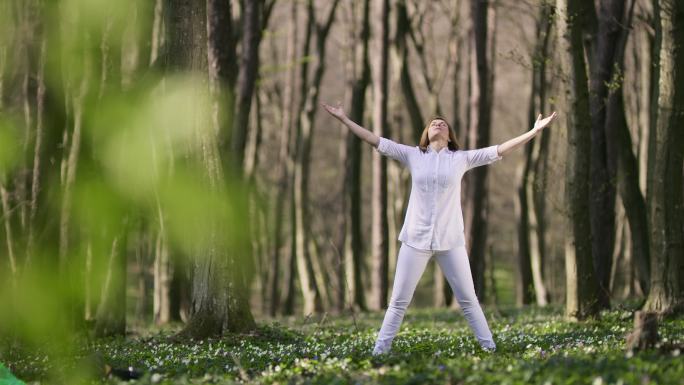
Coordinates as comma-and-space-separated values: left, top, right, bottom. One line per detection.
0, 0, 682, 383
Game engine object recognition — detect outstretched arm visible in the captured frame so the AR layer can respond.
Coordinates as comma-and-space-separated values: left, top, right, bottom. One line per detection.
497, 111, 557, 157
321, 102, 380, 147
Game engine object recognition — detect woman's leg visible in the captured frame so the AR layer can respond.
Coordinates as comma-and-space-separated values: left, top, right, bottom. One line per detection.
372, 243, 431, 355
435, 246, 496, 350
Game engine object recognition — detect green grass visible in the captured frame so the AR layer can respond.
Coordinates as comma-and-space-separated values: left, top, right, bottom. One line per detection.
4, 305, 684, 384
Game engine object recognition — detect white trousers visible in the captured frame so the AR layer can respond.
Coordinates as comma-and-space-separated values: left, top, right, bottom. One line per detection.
372, 243, 496, 355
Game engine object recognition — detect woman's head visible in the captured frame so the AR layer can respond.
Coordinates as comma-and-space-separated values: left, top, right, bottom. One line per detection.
419, 117, 460, 152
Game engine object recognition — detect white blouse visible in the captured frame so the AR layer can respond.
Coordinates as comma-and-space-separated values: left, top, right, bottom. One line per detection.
375, 137, 502, 251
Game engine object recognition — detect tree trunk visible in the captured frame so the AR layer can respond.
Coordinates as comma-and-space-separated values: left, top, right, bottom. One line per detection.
465, 0, 495, 300
557, 0, 602, 320
94, 234, 127, 337
370, 0, 390, 310
58, 75, 88, 272
588, 0, 636, 310
271, 0, 298, 317
394, 0, 423, 143
154, 229, 172, 324
517, 2, 553, 307
230, 0, 261, 168
26, 37, 47, 266
643, 0, 684, 315
293, 0, 341, 315
168, 0, 256, 338
341, 0, 371, 313
608, 0, 651, 297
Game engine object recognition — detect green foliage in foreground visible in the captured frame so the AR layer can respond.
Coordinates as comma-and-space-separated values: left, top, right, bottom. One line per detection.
4, 305, 684, 385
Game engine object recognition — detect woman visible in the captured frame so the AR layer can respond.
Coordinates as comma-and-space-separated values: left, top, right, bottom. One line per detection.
321, 102, 557, 355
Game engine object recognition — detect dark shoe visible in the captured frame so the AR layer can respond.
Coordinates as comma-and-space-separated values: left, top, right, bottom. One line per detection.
370, 352, 387, 368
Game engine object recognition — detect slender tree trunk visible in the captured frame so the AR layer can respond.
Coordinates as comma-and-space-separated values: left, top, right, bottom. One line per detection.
58, 75, 88, 273
370, 0, 390, 310
517, 2, 553, 307
230, 0, 261, 167
394, 0, 423, 143
465, 0, 495, 300
154, 229, 172, 324
447, 9, 466, 308
26, 38, 46, 266
341, 0, 371, 313
135, 231, 150, 323
94, 233, 127, 337
0, 184, 16, 277
271, 0, 298, 317
293, 0, 340, 315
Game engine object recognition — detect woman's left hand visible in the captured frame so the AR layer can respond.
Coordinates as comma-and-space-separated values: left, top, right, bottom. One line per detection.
533, 111, 557, 133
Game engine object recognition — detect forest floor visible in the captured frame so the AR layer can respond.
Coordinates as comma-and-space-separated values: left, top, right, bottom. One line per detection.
4, 304, 684, 384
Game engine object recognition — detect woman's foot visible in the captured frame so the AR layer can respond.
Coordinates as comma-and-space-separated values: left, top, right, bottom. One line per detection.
372, 340, 391, 356
372, 345, 388, 356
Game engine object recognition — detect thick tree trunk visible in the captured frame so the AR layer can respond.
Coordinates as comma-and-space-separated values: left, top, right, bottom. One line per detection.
556, 0, 602, 320
643, 0, 684, 315
587, 0, 638, 309
607, 0, 651, 297
168, 0, 256, 338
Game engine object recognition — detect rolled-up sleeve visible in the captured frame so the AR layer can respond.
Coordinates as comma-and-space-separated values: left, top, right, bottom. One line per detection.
375, 137, 413, 166
464, 145, 502, 170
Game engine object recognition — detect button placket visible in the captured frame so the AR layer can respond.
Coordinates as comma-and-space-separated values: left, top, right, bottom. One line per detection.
429, 152, 440, 248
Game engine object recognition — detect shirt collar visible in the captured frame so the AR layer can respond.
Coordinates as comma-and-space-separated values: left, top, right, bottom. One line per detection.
427, 145, 450, 154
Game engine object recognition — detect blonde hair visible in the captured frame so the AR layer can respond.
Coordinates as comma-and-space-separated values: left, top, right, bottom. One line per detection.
418, 117, 461, 152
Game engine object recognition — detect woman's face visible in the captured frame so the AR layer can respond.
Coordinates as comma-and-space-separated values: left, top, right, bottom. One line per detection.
428, 119, 450, 142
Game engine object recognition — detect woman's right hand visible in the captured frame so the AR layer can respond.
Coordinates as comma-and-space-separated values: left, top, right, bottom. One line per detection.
321, 101, 379, 147
321, 102, 347, 121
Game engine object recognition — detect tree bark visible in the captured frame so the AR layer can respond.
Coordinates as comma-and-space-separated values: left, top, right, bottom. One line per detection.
465, 0, 495, 300
293, 0, 341, 315
341, 0, 371, 312
607, 0, 651, 297
272, 0, 298, 317
154, 229, 172, 324
643, 0, 684, 315
230, 0, 261, 168
94, 234, 127, 337
370, 0, 390, 310
394, 0, 423, 143
517, 2, 553, 307
168, 0, 256, 338
587, 0, 638, 309
556, 0, 602, 320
